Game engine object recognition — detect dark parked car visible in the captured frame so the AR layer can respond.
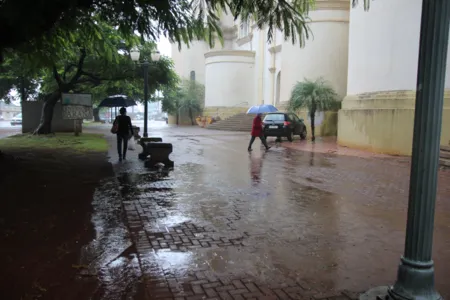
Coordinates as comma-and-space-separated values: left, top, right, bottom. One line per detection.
263, 112, 307, 142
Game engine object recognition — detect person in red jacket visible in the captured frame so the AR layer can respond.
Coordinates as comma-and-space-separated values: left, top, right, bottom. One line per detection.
248, 113, 270, 151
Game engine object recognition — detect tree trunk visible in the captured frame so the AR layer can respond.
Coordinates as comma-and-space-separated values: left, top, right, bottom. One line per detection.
20, 76, 26, 102
188, 107, 194, 125
310, 110, 316, 142
93, 107, 100, 122
33, 91, 61, 135
176, 112, 179, 125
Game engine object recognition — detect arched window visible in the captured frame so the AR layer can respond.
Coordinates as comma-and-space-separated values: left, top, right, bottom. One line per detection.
190, 70, 196, 81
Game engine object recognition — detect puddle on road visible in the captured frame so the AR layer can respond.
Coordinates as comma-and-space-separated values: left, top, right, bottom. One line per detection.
75, 144, 424, 298
107, 161, 358, 292
76, 178, 144, 300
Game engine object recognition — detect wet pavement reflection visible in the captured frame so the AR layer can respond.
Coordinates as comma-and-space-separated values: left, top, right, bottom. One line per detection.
84, 124, 450, 299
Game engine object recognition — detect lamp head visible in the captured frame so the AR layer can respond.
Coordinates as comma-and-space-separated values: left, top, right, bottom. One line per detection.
151, 51, 161, 62
130, 48, 140, 62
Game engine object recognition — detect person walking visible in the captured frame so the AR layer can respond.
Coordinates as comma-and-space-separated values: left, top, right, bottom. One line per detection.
248, 113, 270, 152
114, 107, 134, 161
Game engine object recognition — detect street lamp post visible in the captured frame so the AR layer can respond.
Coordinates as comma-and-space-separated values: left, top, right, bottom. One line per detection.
361, 1, 450, 300
130, 48, 161, 138
142, 60, 149, 138
388, 1, 449, 299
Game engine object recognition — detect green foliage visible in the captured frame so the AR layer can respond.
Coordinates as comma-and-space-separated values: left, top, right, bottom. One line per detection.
0, 52, 44, 102
162, 79, 204, 114
179, 79, 204, 112
162, 87, 183, 116
2, 20, 178, 106
288, 78, 340, 114
22, 17, 131, 70
0, 0, 317, 61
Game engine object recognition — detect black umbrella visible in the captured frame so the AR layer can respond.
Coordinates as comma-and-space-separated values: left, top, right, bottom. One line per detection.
98, 95, 137, 122
98, 95, 137, 108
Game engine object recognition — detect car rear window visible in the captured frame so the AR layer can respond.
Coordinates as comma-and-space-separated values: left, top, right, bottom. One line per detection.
264, 114, 285, 121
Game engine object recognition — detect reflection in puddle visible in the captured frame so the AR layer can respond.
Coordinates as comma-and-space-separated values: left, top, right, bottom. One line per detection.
77, 178, 143, 299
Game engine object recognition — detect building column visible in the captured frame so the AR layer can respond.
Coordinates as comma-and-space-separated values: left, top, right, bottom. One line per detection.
269, 67, 276, 105
257, 28, 266, 105
339, 0, 450, 155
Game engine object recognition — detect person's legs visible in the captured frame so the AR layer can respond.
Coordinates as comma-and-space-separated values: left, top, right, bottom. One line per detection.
117, 134, 123, 160
248, 136, 256, 151
259, 135, 270, 150
122, 134, 129, 159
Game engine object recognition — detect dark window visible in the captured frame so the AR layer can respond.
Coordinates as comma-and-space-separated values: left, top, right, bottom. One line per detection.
190, 70, 196, 81
263, 114, 286, 122
290, 114, 300, 122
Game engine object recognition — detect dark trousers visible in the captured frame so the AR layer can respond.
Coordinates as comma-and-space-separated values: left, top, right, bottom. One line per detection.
248, 135, 269, 150
117, 133, 129, 158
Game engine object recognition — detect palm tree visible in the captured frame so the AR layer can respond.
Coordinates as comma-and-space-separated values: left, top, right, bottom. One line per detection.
288, 78, 340, 141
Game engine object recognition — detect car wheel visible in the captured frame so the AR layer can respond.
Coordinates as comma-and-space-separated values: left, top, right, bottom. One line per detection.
287, 130, 293, 142
300, 127, 307, 140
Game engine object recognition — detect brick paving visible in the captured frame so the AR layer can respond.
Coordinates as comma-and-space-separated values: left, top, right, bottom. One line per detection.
102, 125, 450, 300
118, 171, 365, 300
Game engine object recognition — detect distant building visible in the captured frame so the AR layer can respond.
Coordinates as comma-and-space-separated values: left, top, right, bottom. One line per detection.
171, 0, 450, 155
0, 101, 21, 120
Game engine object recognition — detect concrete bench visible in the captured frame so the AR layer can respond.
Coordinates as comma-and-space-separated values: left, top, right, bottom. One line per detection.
138, 137, 163, 160
143, 142, 174, 168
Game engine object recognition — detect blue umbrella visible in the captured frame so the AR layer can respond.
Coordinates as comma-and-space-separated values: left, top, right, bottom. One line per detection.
246, 104, 279, 114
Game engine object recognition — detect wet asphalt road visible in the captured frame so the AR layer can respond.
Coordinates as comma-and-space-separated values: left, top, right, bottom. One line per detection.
82, 122, 450, 300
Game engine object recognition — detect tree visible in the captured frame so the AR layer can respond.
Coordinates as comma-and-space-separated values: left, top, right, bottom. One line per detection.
0, 0, 316, 63
288, 78, 340, 142
0, 53, 43, 102
1, 20, 178, 133
179, 80, 205, 125
161, 79, 204, 125
161, 87, 184, 125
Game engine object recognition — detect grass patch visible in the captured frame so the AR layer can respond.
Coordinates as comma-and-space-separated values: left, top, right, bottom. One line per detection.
0, 133, 108, 153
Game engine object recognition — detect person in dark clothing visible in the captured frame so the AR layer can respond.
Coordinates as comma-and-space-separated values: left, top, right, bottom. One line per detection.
114, 107, 134, 161
248, 113, 270, 152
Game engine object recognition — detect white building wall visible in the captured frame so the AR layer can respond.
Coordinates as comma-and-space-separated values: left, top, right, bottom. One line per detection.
280, 9, 350, 103
171, 1, 350, 111
347, 0, 450, 94
204, 51, 256, 107
171, 41, 210, 84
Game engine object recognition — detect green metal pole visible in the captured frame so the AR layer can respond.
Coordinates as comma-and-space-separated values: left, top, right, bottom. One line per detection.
388, 1, 450, 299
143, 60, 149, 138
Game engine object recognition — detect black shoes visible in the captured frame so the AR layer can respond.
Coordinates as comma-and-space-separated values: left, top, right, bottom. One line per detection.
248, 147, 270, 152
